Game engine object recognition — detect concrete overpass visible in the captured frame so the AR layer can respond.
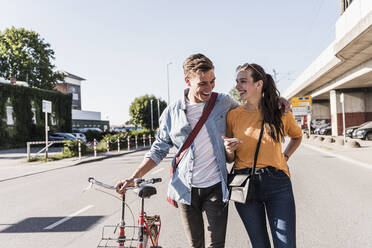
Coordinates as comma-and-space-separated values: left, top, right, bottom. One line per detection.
284, 0, 372, 136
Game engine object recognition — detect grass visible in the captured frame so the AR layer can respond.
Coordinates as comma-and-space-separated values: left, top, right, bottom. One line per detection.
27, 153, 73, 163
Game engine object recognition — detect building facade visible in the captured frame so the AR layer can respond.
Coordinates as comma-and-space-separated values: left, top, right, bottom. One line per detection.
55, 71, 109, 132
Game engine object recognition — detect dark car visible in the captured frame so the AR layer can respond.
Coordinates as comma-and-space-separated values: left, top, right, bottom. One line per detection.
353, 122, 372, 140
314, 123, 331, 135
320, 126, 332, 135
351, 121, 372, 139
345, 125, 361, 137
49, 132, 76, 141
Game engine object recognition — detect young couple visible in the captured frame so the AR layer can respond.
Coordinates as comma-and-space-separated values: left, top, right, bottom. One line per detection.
116, 53, 302, 248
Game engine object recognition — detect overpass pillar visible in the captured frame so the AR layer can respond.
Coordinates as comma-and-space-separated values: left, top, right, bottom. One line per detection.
330, 89, 371, 136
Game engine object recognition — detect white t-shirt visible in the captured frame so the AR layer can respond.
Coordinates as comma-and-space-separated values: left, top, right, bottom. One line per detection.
186, 99, 221, 188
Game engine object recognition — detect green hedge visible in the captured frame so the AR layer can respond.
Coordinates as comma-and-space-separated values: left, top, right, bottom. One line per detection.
0, 83, 72, 147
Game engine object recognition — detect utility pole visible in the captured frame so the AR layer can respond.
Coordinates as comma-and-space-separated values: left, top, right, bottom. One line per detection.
167, 62, 172, 105
157, 98, 160, 122
150, 99, 154, 131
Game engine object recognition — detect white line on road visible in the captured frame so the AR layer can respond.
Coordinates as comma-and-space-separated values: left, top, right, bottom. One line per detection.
44, 205, 94, 230
303, 144, 372, 170
151, 167, 165, 175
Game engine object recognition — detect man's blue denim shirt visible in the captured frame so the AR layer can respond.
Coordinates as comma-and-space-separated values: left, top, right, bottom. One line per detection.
145, 90, 239, 205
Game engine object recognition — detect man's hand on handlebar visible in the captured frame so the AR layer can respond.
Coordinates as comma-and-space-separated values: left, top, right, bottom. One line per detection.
115, 177, 134, 195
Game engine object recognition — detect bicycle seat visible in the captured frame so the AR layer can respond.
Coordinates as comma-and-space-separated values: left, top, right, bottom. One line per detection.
138, 185, 157, 198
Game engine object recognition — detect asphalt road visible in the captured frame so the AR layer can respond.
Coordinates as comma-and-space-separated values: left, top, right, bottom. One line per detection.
0, 144, 371, 248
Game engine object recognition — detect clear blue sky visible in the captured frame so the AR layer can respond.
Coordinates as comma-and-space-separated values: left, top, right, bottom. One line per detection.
1, 0, 339, 125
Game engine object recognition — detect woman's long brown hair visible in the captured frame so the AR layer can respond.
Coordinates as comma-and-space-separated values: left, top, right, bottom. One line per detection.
238, 63, 285, 142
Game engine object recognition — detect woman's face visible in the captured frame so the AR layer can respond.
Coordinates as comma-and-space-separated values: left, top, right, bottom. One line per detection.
235, 70, 261, 101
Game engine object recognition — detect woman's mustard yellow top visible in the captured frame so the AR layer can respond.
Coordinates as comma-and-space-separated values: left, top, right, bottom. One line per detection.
226, 106, 302, 177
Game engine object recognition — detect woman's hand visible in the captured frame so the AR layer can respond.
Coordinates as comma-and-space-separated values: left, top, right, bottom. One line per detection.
222, 136, 242, 153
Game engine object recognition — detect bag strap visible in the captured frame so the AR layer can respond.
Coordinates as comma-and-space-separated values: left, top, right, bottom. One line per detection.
251, 120, 265, 175
171, 92, 218, 174
167, 92, 218, 208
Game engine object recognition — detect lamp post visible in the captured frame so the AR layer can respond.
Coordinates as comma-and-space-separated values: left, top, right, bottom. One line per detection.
167, 62, 172, 105
157, 98, 160, 123
150, 99, 154, 131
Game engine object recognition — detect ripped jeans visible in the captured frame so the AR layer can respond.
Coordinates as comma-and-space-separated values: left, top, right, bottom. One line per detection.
234, 166, 296, 248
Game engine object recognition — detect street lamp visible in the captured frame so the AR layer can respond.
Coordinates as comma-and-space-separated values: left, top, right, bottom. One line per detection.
157, 98, 160, 122
167, 62, 172, 105
150, 99, 154, 131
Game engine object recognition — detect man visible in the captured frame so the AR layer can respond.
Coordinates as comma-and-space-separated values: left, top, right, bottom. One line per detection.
116, 53, 238, 248
116, 54, 288, 247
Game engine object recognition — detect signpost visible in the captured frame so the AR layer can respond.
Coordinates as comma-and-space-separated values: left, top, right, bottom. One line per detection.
42, 100, 52, 159
291, 96, 312, 134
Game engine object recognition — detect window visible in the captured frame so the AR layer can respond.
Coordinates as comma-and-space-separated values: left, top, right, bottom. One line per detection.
51, 113, 57, 126
6, 106, 14, 125
31, 107, 36, 124
73, 93, 79, 100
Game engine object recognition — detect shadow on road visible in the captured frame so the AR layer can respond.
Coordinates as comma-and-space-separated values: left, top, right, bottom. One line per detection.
0, 216, 103, 233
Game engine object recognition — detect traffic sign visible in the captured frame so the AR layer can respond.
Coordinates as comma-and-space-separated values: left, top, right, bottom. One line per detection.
42, 100, 52, 113
292, 96, 312, 107
292, 106, 312, 116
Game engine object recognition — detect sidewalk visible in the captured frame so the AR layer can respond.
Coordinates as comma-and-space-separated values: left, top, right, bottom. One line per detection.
0, 147, 150, 182
302, 135, 372, 167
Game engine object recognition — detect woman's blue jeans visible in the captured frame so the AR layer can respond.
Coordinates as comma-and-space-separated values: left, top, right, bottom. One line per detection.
234, 167, 296, 248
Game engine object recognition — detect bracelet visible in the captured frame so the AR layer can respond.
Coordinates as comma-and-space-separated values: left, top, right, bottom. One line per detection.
284, 154, 289, 160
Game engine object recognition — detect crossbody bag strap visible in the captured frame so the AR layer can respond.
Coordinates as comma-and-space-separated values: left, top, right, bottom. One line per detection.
251, 120, 265, 175
167, 92, 218, 208
171, 92, 218, 173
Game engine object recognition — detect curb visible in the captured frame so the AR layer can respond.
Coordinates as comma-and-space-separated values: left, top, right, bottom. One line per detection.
0, 148, 149, 183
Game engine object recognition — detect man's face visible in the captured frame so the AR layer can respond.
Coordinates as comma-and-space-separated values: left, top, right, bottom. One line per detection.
185, 69, 215, 103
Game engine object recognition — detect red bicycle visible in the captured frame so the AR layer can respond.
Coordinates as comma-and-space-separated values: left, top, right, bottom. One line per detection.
88, 177, 162, 248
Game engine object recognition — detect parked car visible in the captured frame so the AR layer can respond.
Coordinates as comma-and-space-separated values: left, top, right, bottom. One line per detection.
319, 126, 332, 135
314, 123, 331, 135
345, 125, 361, 137
348, 121, 372, 138
49, 132, 76, 141
71, 133, 87, 143
353, 122, 372, 140
78, 127, 103, 133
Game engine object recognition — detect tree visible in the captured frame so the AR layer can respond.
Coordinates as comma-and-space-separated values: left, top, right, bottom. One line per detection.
129, 95, 167, 130
0, 27, 63, 90
229, 88, 244, 104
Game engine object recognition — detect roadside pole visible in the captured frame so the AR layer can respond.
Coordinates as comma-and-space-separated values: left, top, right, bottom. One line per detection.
93, 139, 97, 157
150, 99, 154, 131
42, 100, 52, 160
341, 93, 346, 143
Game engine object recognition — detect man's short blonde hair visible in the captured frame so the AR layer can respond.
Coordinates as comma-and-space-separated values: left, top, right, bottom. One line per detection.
183, 53, 214, 77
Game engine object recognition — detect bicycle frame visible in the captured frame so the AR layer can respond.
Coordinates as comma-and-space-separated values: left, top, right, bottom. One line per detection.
88, 177, 162, 248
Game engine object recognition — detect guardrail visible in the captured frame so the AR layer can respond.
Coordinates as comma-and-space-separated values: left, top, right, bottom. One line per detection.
26, 135, 155, 161
26, 140, 66, 160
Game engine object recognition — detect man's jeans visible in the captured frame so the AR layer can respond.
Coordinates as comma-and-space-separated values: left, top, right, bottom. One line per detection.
234, 167, 296, 248
179, 182, 228, 248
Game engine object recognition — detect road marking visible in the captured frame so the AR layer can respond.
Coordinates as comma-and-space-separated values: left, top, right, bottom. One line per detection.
303, 144, 372, 170
151, 167, 164, 175
44, 205, 94, 230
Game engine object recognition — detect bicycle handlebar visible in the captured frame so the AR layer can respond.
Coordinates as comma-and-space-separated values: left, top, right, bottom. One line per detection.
88, 177, 162, 191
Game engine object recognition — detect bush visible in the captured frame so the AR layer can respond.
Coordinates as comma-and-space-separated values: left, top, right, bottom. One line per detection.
84, 130, 105, 142
63, 140, 88, 156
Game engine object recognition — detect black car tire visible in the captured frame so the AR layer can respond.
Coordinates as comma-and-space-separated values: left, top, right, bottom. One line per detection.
367, 133, 372, 141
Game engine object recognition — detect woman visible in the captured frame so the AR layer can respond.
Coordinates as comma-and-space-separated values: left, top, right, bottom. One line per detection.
224, 63, 302, 248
